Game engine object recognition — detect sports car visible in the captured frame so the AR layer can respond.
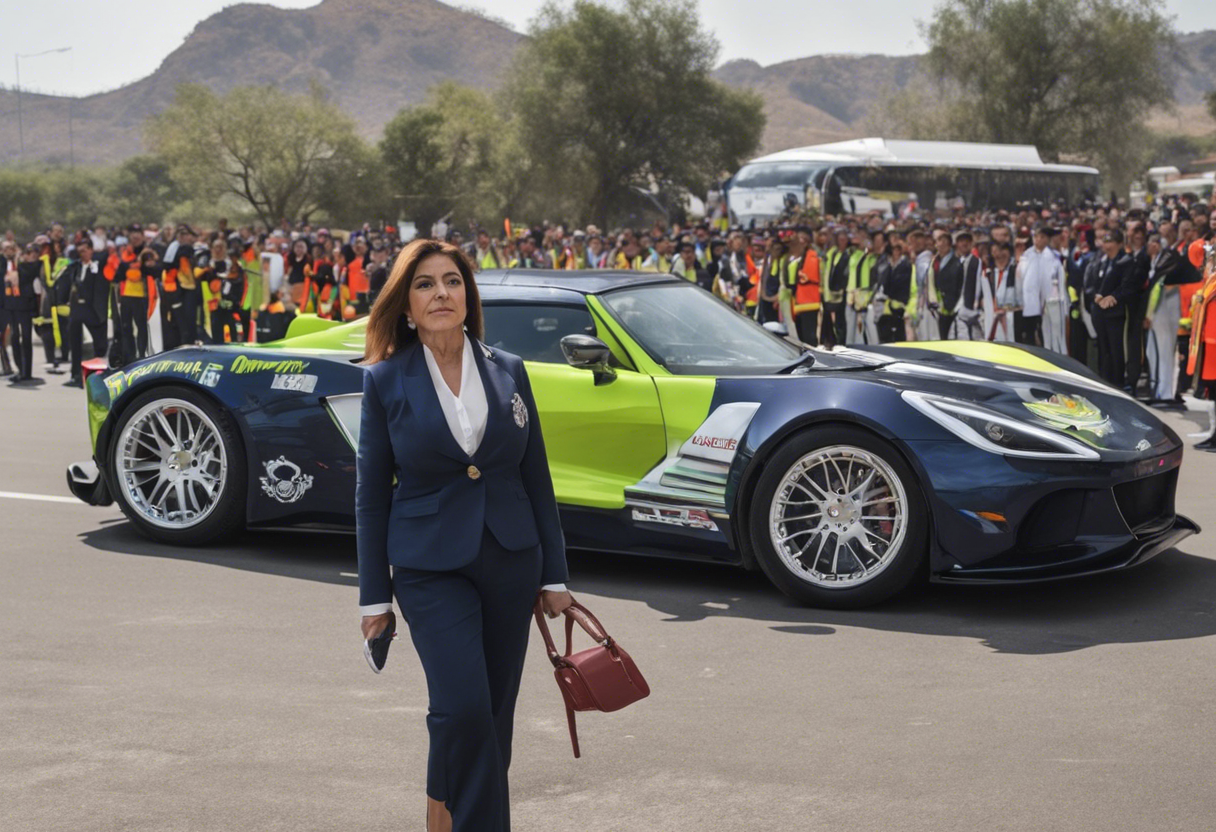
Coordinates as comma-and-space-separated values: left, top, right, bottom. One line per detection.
68, 270, 1199, 608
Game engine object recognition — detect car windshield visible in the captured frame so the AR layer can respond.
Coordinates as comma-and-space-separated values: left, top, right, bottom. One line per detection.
598, 283, 805, 375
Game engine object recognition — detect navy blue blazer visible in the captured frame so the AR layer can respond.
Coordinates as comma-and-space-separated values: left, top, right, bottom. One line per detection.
356, 337, 568, 609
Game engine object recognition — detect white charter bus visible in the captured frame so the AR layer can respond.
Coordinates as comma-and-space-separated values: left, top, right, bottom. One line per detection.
724, 138, 1101, 225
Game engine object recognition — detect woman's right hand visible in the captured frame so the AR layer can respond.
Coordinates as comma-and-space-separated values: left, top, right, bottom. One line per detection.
361, 612, 393, 641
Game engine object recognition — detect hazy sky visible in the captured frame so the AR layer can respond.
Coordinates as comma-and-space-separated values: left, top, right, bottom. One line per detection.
2, 0, 1214, 97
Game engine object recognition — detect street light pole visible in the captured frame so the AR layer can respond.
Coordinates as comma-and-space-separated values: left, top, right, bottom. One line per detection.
15, 55, 23, 162
14, 47, 73, 165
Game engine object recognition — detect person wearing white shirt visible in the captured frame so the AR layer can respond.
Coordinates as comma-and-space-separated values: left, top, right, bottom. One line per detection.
356, 239, 571, 832
1019, 227, 1068, 352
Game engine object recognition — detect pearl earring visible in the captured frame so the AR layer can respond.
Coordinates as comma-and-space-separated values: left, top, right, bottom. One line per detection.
407, 318, 416, 330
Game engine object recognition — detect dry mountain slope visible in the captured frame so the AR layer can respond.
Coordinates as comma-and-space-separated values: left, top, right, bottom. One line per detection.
0, 3, 1212, 168
0, 0, 521, 166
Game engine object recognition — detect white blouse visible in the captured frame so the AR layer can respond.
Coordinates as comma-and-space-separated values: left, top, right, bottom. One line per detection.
359, 335, 564, 618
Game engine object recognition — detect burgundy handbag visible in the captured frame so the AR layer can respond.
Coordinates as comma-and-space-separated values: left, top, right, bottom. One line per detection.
533, 599, 650, 758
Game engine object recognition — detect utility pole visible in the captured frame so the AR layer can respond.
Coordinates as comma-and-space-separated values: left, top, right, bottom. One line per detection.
15, 55, 22, 162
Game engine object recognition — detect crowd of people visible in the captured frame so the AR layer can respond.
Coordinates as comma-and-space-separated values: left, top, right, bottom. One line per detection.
3, 196, 1216, 450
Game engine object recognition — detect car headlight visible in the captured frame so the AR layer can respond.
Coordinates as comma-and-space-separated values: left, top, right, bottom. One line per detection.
902, 391, 1100, 461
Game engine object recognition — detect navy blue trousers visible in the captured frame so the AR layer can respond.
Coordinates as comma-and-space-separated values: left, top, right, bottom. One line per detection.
392, 527, 542, 832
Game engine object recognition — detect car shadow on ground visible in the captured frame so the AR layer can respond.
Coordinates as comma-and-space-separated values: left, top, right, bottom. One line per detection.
80, 519, 1216, 655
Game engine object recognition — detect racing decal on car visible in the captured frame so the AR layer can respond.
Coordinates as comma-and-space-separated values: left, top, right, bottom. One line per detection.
104, 358, 209, 400
511, 393, 527, 428
270, 373, 319, 393
259, 456, 315, 503
229, 356, 310, 375
625, 402, 761, 511
198, 363, 224, 388
630, 506, 719, 532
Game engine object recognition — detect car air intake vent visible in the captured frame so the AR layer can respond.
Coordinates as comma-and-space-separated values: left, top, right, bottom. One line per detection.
1112, 469, 1177, 536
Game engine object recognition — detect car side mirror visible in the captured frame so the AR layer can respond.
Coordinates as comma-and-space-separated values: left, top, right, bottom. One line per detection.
560, 334, 617, 385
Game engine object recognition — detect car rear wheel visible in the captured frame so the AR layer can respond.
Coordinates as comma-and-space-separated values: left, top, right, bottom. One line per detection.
748, 425, 927, 608
109, 386, 246, 545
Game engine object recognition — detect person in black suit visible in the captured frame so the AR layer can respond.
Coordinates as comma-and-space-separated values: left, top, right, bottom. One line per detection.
1092, 229, 1139, 388
1125, 225, 1152, 393
56, 238, 112, 387
357, 239, 572, 832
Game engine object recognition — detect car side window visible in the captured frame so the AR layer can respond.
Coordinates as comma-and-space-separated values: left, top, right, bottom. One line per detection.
483, 304, 598, 364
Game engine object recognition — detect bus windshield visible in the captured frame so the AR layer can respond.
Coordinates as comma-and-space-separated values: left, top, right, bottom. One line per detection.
731, 162, 826, 190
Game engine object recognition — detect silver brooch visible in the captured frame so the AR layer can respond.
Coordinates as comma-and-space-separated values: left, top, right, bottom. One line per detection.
511, 393, 527, 428
480, 341, 494, 359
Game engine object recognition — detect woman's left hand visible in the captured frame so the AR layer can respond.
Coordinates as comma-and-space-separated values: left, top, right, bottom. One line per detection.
540, 589, 574, 619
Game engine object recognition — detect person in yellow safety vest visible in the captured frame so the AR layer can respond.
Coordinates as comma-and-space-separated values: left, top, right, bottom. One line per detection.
33, 237, 70, 372
614, 238, 646, 270
757, 236, 789, 326
785, 227, 821, 345
846, 230, 878, 344
473, 230, 502, 271
874, 237, 919, 343
673, 241, 711, 290
501, 237, 519, 269
643, 236, 673, 273
167, 226, 201, 345
820, 229, 852, 347
568, 232, 589, 269
239, 234, 263, 342
693, 226, 713, 268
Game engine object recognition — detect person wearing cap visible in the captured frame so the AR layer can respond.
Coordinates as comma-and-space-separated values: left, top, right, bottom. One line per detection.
1091, 229, 1138, 386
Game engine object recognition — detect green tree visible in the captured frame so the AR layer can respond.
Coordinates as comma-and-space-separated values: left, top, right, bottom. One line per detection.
380, 82, 516, 235
919, 0, 1175, 191
0, 170, 45, 236
508, 0, 764, 228
1206, 90, 1216, 124
107, 156, 179, 225
146, 83, 365, 228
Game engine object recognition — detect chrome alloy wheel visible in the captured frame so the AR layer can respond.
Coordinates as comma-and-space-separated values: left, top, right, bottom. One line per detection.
115, 399, 227, 529
768, 445, 908, 588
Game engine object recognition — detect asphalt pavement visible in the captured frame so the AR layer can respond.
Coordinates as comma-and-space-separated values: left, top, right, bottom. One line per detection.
3, 376, 1216, 831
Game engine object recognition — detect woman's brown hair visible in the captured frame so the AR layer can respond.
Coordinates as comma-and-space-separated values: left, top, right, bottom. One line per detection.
362, 239, 483, 365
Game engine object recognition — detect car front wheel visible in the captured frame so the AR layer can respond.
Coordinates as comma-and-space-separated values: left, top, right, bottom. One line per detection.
109, 386, 246, 545
748, 425, 927, 608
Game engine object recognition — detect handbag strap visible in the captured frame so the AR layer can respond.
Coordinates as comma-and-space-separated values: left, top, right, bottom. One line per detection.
533, 599, 612, 665
563, 602, 611, 657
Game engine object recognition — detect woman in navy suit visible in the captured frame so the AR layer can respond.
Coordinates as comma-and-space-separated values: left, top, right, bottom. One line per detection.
357, 239, 573, 832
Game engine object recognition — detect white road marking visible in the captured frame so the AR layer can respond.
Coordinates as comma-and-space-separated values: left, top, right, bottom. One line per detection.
0, 491, 82, 505
339, 572, 358, 578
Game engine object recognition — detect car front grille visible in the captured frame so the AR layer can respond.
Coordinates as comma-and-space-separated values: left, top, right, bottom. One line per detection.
1112, 468, 1178, 536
